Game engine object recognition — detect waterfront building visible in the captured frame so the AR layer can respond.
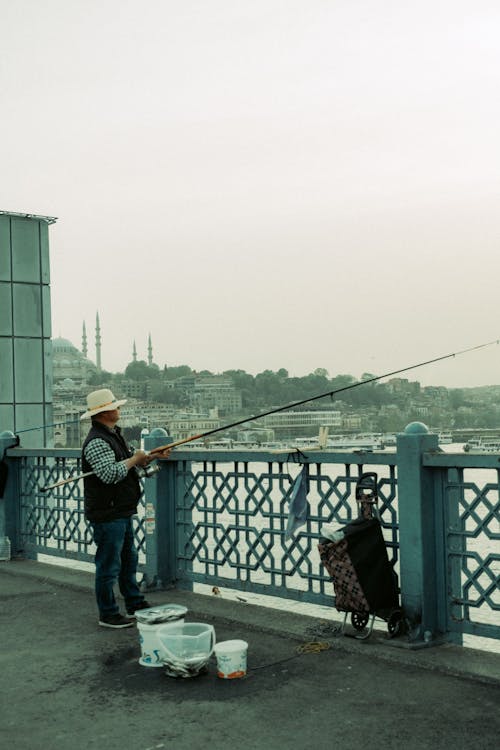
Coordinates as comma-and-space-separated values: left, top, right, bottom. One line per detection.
168, 410, 221, 441
236, 427, 275, 444
53, 401, 84, 448
341, 414, 363, 430
385, 378, 421, 395
121, 380, 147, 399
261, 410, 342, 433
118, 400, 175, 431
190, 376, 243, 414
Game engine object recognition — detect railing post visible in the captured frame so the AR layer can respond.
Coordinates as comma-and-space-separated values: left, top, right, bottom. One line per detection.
0, 431, 21, 560
441, 468, 464, 645
396, 422, 440, 644
142, 428, 175, 590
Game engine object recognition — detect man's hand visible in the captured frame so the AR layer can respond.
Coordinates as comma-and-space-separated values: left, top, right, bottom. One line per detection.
127, 449, 150, 470
127, 448, 171, 471
146, 447, 171, 461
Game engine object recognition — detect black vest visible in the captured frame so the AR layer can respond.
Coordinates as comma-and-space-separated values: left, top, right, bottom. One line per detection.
82, 421, 142, 523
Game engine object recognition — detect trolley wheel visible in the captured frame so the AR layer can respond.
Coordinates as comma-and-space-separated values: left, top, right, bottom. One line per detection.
351, 611, 369, 631
387, 609, 404, 638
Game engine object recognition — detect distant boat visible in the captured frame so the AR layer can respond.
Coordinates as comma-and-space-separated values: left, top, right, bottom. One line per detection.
263, 434, 386, 453
463, 437, 500, 454
381, 434, 397, 446
326, 434, 385, 451
438, 432, 453, 444
368, 431, 452, 448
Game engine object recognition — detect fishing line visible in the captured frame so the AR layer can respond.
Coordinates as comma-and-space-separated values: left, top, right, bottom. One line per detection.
15, 338, 499, 440
26, 337, 500, 491
16, 418, 81, 435
148, 337, 500, 454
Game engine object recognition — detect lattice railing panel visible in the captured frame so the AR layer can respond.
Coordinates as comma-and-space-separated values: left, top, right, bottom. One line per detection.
17, 455, 147, 564
445, 469, 500, 637
176, 458, 398, 605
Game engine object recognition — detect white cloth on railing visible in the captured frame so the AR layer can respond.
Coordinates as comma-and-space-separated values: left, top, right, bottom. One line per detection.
285, 465, 310, 541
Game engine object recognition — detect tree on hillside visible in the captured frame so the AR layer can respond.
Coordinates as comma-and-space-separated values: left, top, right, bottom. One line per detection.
154, 387, 188, 406
449, 389, 468, 409
223, 369, 255, 390
163, 364, 193, 380
330, 374, 356, 391
223, 369, 256, 406
255, 370, 286, 404
87, 369, 114, 386
124, 360, 161, 381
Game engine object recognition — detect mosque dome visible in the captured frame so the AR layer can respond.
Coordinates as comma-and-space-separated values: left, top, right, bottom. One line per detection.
53, 337, 79, 352
52, 337, 96, 384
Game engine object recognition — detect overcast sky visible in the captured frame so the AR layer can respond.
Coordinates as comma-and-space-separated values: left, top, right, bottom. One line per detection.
2, 0, 500, 387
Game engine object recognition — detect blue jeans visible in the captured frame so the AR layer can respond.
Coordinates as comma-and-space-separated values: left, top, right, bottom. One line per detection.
91, 517, 144, 617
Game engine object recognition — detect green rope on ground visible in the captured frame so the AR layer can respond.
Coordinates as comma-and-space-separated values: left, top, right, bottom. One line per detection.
296, 641, 331, 654
250, 640, 332, 671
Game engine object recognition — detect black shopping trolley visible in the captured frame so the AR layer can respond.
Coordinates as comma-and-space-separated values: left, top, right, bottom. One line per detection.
318, 472, 405, 639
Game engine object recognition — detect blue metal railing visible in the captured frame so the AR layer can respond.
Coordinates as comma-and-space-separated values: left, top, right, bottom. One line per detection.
10, 450, 148, 566
423, 452, 500, 642
1, 428, 499, 646
169, 450, 398, 608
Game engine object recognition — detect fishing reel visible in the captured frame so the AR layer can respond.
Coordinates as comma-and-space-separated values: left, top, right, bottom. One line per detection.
136, 464, 161, 479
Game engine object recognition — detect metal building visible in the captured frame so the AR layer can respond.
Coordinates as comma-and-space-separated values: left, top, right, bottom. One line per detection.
0, 210, 57, 447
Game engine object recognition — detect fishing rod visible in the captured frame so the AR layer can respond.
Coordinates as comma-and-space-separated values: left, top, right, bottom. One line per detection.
37, 338, 499, 493
147, 338, 500, 456
40, 463, 161, 493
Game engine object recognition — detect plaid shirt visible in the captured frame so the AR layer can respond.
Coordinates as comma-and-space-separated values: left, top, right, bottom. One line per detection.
83, 437, 129, 485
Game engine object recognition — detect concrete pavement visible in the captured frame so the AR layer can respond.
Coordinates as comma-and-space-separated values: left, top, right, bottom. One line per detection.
1, 559, 499, 750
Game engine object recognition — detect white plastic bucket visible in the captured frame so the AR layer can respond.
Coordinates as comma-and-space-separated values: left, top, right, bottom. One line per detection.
213, 639, 248, 679
137, 617, 186, 668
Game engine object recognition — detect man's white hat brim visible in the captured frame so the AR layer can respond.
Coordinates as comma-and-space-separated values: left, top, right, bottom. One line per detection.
80, 398, 127, 420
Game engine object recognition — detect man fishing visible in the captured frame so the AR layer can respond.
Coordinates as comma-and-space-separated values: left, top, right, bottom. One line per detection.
81, 388, 171, 628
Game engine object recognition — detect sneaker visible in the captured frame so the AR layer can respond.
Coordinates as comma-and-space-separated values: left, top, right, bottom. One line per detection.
126, 600, 152, 617
99, 613, 135, 629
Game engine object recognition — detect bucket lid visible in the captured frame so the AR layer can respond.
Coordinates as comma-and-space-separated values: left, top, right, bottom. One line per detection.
214, 639, 248, 653
135, 603, 188, 624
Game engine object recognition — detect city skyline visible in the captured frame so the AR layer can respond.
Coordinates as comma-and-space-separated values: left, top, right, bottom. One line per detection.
54, 323, 500, 391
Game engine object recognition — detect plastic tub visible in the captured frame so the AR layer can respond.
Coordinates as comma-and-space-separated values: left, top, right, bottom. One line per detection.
213, 639, 248, 679
156, 622, 216, 666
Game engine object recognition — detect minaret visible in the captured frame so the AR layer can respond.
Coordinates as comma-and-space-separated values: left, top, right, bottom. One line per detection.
132, 341, 137, 362
95, 312, 102, 371
82, 321, 88, 358
148, 333, 153, 366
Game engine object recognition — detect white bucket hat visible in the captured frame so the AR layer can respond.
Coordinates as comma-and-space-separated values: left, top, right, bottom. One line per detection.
81, 388, 127, 420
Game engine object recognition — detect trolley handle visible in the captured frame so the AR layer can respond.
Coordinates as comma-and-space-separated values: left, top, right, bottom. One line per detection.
355, 472, 378, 520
